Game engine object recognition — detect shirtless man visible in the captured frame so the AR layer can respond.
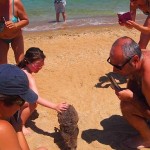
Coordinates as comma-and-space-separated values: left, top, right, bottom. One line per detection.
0, 0, 29, 64
107, 36, 150, 149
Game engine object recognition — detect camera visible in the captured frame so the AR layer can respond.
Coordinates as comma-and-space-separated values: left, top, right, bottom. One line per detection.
117, 12, 132, 23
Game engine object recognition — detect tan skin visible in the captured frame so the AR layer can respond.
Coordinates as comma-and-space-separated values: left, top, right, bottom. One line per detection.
119, 0, 150, 49
109, 38, 150, 148
0, 101, 30, 150
0, 101, 47, 150
0, 0, 29, 64
20, 59, 68, 135
56, 11, 66, 22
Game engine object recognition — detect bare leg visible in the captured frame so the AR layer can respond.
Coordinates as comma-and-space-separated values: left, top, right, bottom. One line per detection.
138, 33, 150, 49
62, 12, 66, 22
0, 39, 9, 64
56, 13, 60, 22
121, 100, 150, 149
20, 102, 37, 135
11, 33, 24, 64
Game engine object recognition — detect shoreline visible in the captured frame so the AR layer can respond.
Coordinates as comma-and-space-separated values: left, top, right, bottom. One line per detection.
23, 24, 118, 35
23, 14, 146, 32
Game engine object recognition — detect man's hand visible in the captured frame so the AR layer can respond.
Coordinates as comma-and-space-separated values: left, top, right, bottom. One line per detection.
115, 89, 134, 101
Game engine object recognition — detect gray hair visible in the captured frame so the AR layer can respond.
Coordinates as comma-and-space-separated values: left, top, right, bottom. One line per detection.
112, 36, 142, 60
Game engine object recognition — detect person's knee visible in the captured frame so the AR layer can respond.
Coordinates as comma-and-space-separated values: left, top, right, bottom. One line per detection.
120, 101, 134, 114
29, 102, 38, 110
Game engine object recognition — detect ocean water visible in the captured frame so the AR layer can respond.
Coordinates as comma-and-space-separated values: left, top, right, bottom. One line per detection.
22, 0, 144, 32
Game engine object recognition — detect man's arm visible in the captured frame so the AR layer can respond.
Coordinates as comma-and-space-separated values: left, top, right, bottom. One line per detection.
142, 70, 150, 107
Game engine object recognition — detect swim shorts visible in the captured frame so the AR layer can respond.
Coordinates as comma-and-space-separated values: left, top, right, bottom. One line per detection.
55, 3, 65, 13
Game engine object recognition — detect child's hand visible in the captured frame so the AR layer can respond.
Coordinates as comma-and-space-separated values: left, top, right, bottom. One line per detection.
115, 89, 134, 101
55, 102, 69, 112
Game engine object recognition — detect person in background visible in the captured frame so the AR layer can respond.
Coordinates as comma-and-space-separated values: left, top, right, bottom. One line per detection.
17, 47, 68, 135
0, 64, 47, 150
0, 0, 29, 64
119, 0, 150, 49
107, 36, 150, 149
54, 0, 66, 22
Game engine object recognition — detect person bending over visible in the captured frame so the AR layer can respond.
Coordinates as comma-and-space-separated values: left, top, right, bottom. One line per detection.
17, 47, 68, 135
0, 64, 47, 150
107, 36, 150, 149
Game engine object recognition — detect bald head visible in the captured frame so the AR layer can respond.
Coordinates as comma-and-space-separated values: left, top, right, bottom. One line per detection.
110, 36, 141, 60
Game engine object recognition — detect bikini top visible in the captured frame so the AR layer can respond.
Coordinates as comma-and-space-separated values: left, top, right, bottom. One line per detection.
11, 0, 18, 23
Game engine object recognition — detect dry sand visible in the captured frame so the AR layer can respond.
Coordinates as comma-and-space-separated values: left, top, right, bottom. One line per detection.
8, 25, 150, 150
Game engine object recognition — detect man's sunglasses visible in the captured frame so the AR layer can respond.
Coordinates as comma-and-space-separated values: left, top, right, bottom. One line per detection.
107, 57, 132, 70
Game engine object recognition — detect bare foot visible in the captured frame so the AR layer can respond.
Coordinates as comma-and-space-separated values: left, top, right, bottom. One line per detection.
123, 135, 150, 149
22, 126, 32, 136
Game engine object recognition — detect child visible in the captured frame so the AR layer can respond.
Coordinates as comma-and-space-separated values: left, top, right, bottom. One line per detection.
17, 47, 68, 135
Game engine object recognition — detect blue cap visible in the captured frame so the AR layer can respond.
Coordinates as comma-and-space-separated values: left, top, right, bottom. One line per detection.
0, 64, 38, 103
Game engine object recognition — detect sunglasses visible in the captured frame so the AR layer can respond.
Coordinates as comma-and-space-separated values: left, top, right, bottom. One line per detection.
31, 60, 44, 69
107, 57, 132, 70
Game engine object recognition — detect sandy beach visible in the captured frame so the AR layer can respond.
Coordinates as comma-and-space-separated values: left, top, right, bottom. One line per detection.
8, 25, 150, 150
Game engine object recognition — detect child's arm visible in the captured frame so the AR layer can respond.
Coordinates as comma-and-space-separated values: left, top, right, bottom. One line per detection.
37, 97, 68, 112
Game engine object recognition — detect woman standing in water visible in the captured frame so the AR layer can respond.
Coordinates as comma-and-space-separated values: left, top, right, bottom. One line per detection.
0, 0, 29, 64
